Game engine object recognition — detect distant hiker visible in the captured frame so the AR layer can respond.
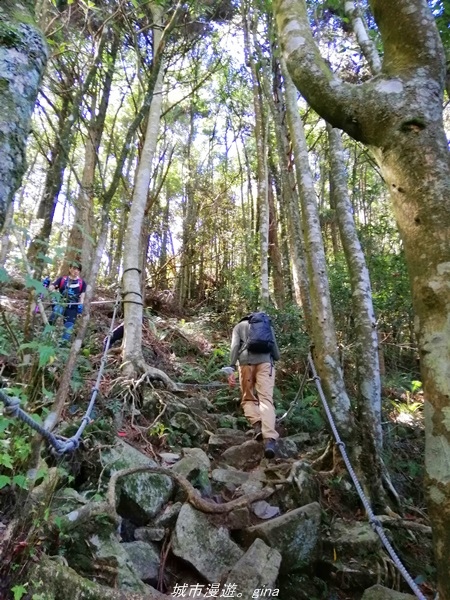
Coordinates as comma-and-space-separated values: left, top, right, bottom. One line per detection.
103, 323, 124, 351
49, 262, 86, 341
226, 312, 281, 459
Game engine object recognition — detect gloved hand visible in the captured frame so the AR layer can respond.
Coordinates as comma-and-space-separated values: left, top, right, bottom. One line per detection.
77, 304, 83, 315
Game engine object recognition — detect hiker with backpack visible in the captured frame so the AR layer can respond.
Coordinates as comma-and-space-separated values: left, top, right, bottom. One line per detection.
227, 312, 281, 459
48, 262, 86, 341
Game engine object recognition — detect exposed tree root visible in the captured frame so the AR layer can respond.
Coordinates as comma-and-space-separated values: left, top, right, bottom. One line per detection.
107, 465, 276, 514
121, 358, 181, 391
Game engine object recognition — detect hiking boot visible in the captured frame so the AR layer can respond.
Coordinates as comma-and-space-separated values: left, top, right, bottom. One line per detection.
246, 421, 263, 441
264, 439, 277, 459
253, 421, 263, 441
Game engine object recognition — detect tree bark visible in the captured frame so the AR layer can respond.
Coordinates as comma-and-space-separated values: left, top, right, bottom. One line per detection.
0, 1, 47, 231
328, 124, 388, 507
122, 5, 166, 377
274, 0, 450, 594
64, 31, 120, 278
280, 58, 355, 441
242, 1, 270, 306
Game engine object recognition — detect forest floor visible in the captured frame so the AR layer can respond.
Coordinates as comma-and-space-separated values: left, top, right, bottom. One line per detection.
0, 286, 434, 599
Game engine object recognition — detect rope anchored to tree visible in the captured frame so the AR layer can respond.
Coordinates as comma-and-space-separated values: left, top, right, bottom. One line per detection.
0, 293, 122, 456
308, 353, 427, 600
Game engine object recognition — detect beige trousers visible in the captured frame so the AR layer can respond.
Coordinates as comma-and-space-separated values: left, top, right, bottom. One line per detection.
238, 363, 278, 440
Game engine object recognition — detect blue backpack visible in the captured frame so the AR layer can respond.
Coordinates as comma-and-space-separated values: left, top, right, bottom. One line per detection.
240, 312, 274, 354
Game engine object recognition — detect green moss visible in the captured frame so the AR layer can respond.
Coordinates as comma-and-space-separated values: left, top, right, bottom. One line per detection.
0, 19, 22, 48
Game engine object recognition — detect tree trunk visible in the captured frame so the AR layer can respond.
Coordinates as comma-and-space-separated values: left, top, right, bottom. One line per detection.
280, 60, 355, 440
64, 32, 120, 278
328, 124, 388, 507
242, 1, 270, 306
0, 1, 47, 231
27, 31, 108, 277
274, 0, 450, 594
122, 5, 165, 377
279, 57, 312, 328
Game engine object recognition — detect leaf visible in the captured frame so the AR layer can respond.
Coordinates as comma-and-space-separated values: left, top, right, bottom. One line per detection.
0, 453, 13, 469
12, 475, 28, 489
0, 474, 11, 489
38, 345, 57, 368
0, 417, 12, 434
25, 274, 47, 294
11, 585, 27, 600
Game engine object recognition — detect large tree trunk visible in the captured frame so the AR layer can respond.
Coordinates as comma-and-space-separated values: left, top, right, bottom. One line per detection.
0, 1, 47, 231
274, 0, 450, 595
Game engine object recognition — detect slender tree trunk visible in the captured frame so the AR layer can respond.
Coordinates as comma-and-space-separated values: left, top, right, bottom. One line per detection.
175, 102, 198, 307
122, 5, 165, 376
243, 1, 270, 306
272, 57, 311, 314
27, 31, 108, 277
27, 86, 74, 275
328, 124, 388, 507
344, 1, 381, 75
280, 61, 355, 440
64, 32, 120, 278
267, 178, 285, 308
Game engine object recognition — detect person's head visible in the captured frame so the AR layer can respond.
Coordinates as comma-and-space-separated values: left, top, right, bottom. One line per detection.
69, 261, 82, 276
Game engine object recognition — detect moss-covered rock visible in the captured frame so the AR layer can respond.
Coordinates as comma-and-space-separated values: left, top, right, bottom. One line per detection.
101, 439, 173, 525
29, 555, 168, 599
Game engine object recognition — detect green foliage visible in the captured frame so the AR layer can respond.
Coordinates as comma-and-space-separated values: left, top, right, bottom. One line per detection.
20, 342, 56, 368
0, 266, 9, 283
271, 303, 309, 360
277, 392, 326, 434
0, 414, 32, 491
11, 585, 27, 600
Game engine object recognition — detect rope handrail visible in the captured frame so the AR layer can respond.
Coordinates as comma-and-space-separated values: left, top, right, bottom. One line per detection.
308, 353, 427, 600
0, 293, 122, 456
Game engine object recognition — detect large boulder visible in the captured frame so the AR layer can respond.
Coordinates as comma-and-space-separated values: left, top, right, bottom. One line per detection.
361, 584, 416, 600
171, 448, 212, 496
240, 501, 322, 573
101, 440, 173, 525
223, 538, 282, 598
219, 440, 263, 470
88, 532, 154, 593
207, 429, 248, 454
323, 518, 381, 559
29, 556, 168, 600
121, 540, 161, 583
172, 503, 244, 581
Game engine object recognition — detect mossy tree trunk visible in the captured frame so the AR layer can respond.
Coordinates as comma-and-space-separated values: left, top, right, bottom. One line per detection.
0, 0, 47, 231
274, 0, 450, 595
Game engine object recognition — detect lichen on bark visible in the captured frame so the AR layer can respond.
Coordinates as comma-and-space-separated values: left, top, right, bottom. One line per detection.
0, 1, 48, 231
